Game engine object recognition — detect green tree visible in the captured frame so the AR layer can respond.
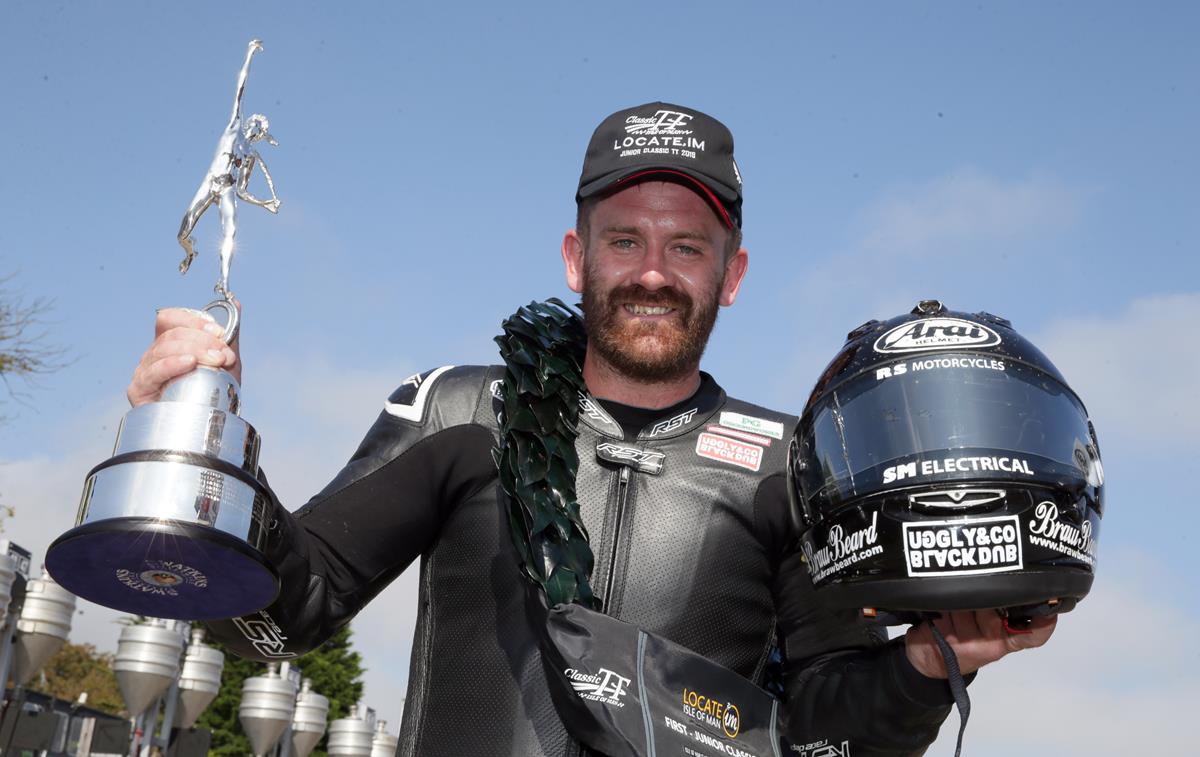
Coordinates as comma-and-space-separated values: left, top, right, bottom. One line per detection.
26, 642, 126, 716
197, 624, 365, 757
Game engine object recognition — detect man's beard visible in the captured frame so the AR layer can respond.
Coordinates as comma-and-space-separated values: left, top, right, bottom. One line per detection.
581, 267, 721, 383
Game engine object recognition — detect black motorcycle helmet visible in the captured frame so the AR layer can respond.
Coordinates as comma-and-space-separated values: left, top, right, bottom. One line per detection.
789, 300, 1103, 615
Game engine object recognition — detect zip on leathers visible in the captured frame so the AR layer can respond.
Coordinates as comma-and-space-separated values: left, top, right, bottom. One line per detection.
602, 465, 633, 610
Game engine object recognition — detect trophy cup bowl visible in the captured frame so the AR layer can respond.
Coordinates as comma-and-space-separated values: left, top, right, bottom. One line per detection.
46, 302, 279, 620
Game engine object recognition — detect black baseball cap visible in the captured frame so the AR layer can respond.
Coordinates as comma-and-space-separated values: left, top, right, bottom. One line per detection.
576, 101, 743, 228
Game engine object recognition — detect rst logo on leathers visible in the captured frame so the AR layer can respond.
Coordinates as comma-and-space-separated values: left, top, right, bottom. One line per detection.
873, 318, 1001, 354
565, 667, 631, 707
648, 408, 698, 437
578, 394, 620, 432
596, 442, 665, 475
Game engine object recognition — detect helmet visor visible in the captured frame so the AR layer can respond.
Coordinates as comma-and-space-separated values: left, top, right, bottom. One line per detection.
799, 355, 1099, 507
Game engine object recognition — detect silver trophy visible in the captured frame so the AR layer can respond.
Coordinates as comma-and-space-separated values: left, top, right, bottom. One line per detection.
46, 40, 281, 620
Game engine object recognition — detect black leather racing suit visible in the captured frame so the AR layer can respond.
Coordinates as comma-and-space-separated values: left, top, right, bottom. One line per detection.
207, 366, 955, 756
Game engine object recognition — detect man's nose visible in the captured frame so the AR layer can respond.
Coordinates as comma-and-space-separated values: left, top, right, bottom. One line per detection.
634, 245, 670, 290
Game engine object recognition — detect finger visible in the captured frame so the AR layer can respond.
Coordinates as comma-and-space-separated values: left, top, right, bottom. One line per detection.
143, 353, 202, 386
924, 612, 951, 640
128, 354, 197, 406
929, 611, 975, 645
130, 330, 237, 401
152, 328, 232, 363
161, 343, 236, 370
155, 307, 225, 339
140, 336, 232, 377
949, 610, 986, 641
130, 344, 239, 406
1007, 614, 1057, 652
973, 608, 1009, 638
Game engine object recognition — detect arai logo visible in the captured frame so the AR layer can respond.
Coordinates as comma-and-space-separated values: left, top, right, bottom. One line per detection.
874, 318, 1001, 354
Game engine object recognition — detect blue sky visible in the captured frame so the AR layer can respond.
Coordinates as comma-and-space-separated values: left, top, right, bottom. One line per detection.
2, 2, 1197, 753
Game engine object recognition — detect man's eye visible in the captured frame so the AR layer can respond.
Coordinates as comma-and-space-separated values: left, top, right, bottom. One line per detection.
675, 244, 702, 256
612, 238, 636, 249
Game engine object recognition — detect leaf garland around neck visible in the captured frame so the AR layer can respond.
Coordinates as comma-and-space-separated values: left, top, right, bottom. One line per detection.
494, 299, 599, 609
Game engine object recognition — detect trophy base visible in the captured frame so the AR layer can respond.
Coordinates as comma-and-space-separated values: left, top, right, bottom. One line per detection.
46, 517, 279, 620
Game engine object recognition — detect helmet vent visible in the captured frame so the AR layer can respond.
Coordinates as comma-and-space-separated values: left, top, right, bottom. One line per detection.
907, 488, 1007, 514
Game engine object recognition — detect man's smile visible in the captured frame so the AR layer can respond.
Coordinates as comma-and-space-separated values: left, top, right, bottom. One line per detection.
623, 303, 676, 317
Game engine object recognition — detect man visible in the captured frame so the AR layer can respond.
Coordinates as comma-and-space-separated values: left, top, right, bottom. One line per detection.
129, 102, 1053, 756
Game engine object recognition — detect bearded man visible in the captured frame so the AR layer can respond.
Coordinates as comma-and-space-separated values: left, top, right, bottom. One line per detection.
128, 102, 1052, 756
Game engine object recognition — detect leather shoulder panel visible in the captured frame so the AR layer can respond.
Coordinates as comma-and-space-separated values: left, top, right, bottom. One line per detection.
313, 365, 495, 499
384, 365, 493, 429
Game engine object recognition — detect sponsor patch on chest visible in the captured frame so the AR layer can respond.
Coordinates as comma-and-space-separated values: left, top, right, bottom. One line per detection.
718, 411, 785, 440
695, 432, 763, 472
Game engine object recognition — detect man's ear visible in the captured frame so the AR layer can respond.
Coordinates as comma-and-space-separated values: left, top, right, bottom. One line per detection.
562, 229, 585, 293
719, 247, 749, 307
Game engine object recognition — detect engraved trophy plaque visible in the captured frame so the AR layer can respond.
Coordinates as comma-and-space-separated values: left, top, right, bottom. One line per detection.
46, 40, 281, 620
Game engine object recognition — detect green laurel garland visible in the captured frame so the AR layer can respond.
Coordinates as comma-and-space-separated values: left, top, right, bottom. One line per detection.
493, 299, 600, 609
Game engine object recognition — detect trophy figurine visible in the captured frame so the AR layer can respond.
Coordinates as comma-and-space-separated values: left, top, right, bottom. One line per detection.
46, 40, 281, 620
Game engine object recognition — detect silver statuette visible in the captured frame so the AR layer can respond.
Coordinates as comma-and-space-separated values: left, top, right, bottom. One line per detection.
177, 39, 280, 309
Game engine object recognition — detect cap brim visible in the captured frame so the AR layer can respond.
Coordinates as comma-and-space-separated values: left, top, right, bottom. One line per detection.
577, 167, 740, 227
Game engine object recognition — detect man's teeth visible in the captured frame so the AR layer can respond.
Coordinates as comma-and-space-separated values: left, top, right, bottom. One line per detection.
626, 304, 671, 315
